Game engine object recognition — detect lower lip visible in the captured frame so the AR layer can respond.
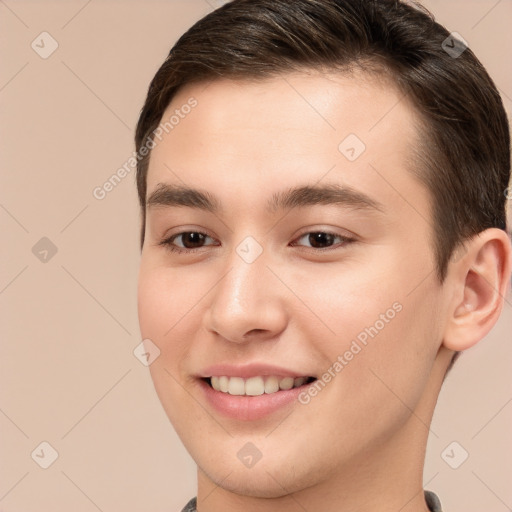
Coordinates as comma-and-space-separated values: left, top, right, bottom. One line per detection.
198, 378, 312, 421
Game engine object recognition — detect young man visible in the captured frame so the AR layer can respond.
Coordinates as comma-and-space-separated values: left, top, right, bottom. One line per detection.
135, 1, 511, 510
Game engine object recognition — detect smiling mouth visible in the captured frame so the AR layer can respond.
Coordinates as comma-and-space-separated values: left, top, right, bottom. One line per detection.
201, 376, 317, 396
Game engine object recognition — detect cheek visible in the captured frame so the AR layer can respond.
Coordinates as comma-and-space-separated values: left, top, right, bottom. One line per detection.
337, 277, 440, 427
307, 262, 437, 409
137, 264, 198, 423
293, 263, 403, 352
137, 262, 187, 339
137, 262, 207, 375
137, 275, 165, 339
137, 265, 186, 386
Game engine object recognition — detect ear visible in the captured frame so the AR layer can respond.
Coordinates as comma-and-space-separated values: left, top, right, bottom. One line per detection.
443, 228, 512, 352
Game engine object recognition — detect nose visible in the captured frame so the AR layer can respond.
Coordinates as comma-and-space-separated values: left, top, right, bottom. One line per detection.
203, 247, 288, 344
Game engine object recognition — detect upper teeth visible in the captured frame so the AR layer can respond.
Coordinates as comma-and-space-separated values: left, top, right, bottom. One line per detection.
210, 376, 309, 396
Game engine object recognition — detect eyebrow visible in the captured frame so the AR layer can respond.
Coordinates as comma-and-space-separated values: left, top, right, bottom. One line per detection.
146, 182, 386, 215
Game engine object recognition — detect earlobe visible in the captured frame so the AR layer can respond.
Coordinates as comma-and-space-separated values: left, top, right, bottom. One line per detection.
443, 228, 512, 352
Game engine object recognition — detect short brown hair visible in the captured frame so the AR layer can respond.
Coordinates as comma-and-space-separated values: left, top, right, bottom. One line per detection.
135, 0, 511, 372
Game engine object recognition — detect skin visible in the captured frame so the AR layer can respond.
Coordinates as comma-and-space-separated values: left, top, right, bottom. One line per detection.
137, 70, 512, 512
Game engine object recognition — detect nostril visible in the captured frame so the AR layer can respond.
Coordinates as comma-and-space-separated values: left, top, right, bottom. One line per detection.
245, 329, 265, 336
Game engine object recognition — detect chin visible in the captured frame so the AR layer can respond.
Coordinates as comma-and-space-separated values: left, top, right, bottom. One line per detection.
202, 465, 310, 499
195, 445, 325, 499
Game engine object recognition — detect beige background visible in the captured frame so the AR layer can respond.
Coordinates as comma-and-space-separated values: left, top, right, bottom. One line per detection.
1, 1, 511, 511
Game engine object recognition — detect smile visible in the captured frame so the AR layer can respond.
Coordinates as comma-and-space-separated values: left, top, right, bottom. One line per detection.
199, 375, 318, 421
206, 375, 317, 396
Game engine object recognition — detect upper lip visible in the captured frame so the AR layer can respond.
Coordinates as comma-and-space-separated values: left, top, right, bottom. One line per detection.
197, 363, 315, 379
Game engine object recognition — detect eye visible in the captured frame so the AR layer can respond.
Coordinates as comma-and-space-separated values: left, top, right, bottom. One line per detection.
159, 231, 217, 254
291, 230, 354, 251
159, 229, 354, 254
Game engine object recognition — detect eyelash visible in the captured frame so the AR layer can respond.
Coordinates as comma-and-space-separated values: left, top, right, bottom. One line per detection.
158, 230, 355, 254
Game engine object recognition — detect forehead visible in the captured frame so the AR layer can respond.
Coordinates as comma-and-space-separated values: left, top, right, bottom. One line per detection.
145, 70, 428, 224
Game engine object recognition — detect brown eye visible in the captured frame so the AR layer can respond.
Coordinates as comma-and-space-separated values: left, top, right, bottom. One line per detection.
174, 232, 208, 249
293, 231, 353, 250
160, 231, 216, 253
159, 229, 354, 255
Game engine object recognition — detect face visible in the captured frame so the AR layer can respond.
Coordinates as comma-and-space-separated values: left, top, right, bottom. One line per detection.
137, 70, 450, 498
